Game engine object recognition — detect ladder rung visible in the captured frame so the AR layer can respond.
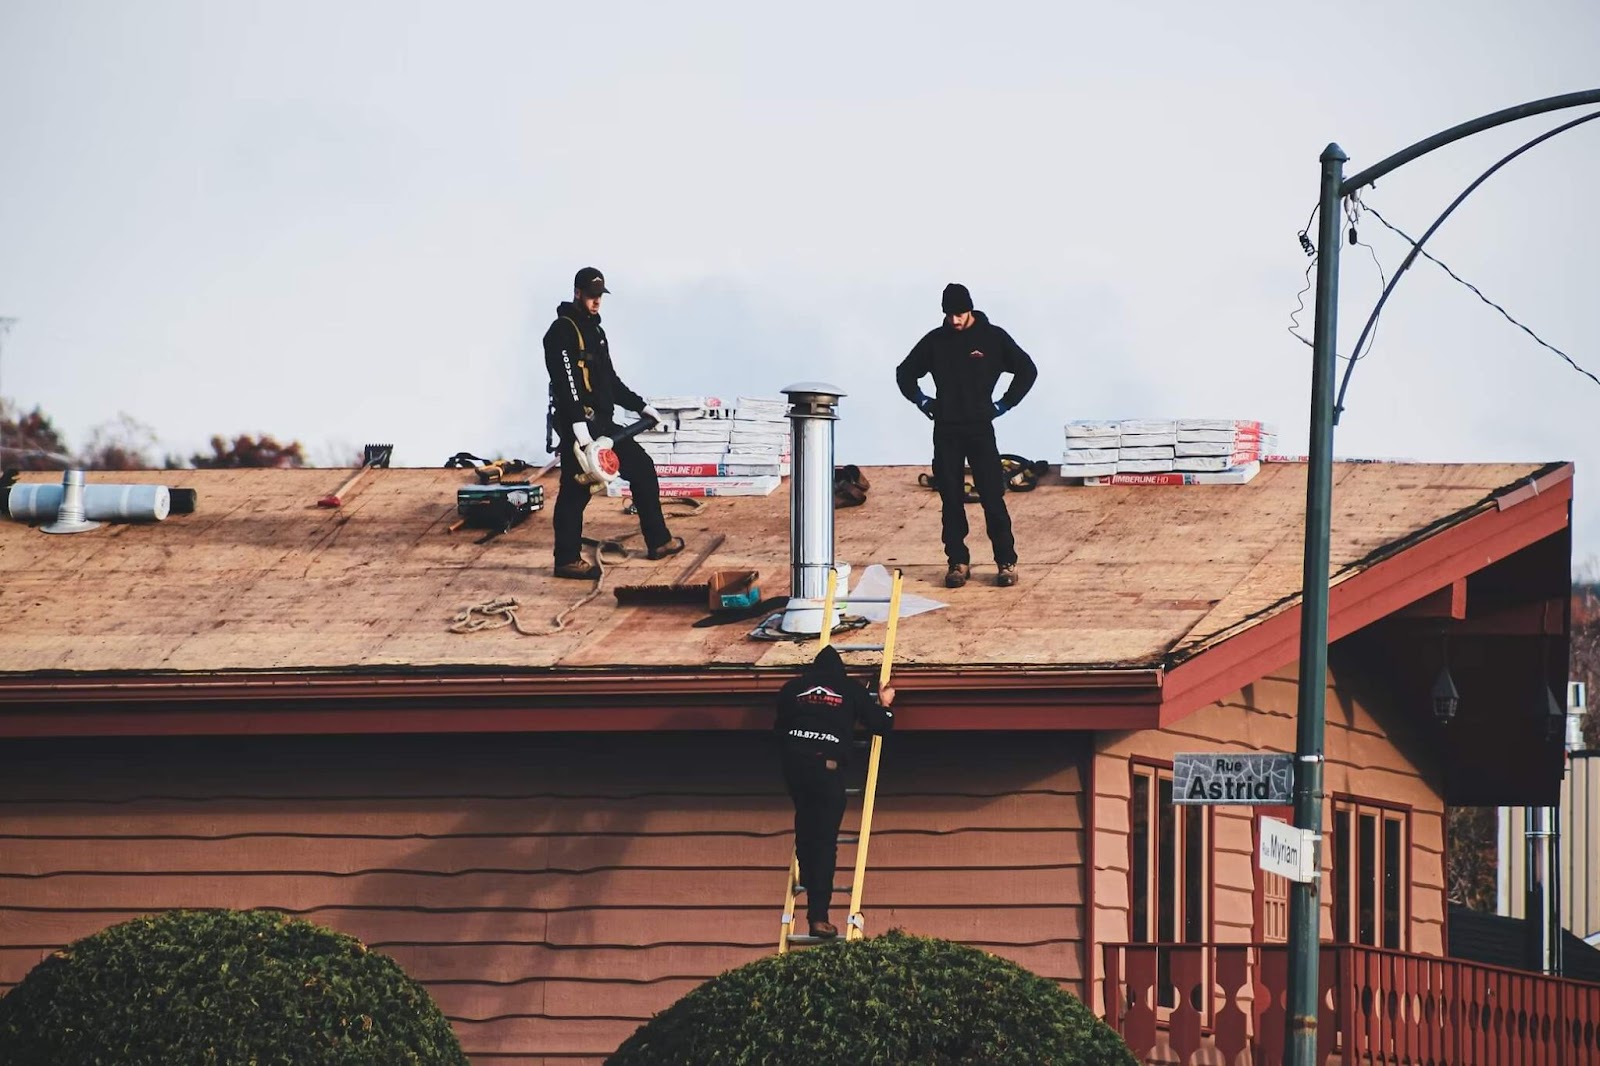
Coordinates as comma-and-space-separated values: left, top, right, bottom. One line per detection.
831, 643, 884, 652
839, 833, 859, 844
845, 787, 863, 796
786, 934, 842, 945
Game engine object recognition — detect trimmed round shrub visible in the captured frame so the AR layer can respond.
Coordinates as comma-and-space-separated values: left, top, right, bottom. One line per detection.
607, 929, 1137, 1066
0, 908, 468, 1066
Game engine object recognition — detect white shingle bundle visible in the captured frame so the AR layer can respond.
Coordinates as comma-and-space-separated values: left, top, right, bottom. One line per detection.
1062, 420, 1122, 477
1062, 418, 1276, 484
1172, 419, 1275, 473
608, 395, 792, 496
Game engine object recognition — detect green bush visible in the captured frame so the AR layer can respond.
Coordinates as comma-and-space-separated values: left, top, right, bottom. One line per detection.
0, 908, 468, 1066
607, 929, 1137, 1066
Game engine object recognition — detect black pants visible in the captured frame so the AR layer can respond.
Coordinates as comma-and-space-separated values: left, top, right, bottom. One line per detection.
932, 420, 1016, 567
782, 746, 847, 923
552, 434, 670, 565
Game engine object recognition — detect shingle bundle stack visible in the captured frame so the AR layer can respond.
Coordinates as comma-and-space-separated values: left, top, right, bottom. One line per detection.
1172, 419, 1271, 472
1061, 420, 1120, 478
1114, 419, 1180, 473
1062, 418, 1274, 485
610, 395, 790, 497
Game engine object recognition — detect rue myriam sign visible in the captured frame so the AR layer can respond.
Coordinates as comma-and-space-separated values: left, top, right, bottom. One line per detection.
1171, 753, 1294, 805
1258, 816, 1319, 883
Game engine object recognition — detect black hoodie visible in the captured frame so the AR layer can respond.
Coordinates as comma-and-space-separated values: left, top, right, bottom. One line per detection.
895, 310, 1038, 425
542, 301, 649, 436
774, 646, 893, 763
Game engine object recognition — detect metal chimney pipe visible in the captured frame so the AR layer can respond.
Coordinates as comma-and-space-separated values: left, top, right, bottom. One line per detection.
779, 382, 845, 634
1526, 805, 1558, 974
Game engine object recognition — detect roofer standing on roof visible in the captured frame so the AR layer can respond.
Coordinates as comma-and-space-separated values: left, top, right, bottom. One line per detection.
543, 267, 685, 579
896, 283, 1038, 589
775, 645, 895, 938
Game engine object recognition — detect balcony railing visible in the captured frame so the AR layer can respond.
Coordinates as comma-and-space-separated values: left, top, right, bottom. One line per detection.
1103, 941, 1600, 1065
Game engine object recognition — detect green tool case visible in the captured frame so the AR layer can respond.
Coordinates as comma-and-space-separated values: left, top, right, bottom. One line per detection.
456, 482, 544, 531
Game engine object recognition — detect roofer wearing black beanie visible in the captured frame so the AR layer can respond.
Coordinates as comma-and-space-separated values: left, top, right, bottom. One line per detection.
774, 645, 896, 938
895, 283, 1038, 588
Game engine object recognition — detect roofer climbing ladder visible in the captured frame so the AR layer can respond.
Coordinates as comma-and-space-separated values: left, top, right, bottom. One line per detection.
778, 566, 903, 952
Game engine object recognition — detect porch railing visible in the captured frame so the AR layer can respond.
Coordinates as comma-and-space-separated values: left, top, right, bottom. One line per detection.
1103, 941, 1600, 1065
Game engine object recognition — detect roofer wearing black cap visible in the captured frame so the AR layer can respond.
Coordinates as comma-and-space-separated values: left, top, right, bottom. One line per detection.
775, 645, 896, 938
896, 283, 1038, 589
543, 267, 685, 579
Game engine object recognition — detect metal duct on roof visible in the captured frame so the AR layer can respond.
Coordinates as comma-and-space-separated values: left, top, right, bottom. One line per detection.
41, 470, 101, 534
779, 382, 845, 635
8, 481, 171, 522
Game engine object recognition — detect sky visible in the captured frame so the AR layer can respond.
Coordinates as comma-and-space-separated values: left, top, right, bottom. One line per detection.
2, 1, 1598, 552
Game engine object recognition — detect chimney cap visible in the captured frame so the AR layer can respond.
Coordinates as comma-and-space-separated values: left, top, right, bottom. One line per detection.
782, 382, 846, 405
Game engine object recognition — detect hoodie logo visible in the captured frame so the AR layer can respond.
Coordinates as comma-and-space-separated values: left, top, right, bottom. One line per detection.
798, 684, 844, 707
969, 349, 985, 359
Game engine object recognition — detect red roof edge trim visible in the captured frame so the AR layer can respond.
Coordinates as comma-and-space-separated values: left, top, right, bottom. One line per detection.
1156, 470, 1571, 726
0, 668, 1164, 738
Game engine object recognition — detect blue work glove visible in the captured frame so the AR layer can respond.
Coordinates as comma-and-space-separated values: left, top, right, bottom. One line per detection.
993, 400, 1011, 418
916, 394, 936, 420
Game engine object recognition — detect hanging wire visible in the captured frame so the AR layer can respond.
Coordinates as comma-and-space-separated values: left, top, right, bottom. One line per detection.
1287, 200, 1321, 349
1342, 198, 1389, 364
1359, 201, 1599, 388
1334, 108, 1600, 420
1287, 197, 1388, 365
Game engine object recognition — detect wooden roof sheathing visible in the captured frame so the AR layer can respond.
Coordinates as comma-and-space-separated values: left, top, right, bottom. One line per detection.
0, 462, 1560, 677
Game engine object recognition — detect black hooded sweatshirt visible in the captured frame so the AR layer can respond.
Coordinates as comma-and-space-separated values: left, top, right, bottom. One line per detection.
542, 301, 648, 436
774, 646, 893, 765
895, 310, 1039, 424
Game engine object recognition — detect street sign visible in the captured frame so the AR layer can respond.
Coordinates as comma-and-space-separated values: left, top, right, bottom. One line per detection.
1172, 752, 1294, 805
1259, 816, 1318, 883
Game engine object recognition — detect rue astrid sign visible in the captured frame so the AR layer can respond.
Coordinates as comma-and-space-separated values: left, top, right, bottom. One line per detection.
1172, 753, 1294, 805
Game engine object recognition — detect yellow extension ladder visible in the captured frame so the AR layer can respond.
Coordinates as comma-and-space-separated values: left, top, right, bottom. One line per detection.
778, 566, 904, 952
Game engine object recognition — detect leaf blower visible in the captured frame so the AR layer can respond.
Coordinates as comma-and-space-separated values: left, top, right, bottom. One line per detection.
574, 416, 658, 495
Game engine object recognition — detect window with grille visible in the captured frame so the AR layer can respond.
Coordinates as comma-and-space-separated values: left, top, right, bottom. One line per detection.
1332, 799, 1407, 949
1130, 763, 1209, 945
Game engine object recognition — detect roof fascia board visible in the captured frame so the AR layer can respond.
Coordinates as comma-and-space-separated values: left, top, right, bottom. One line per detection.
0, 669, 1163, 738
1157, 473, 1571, 725
0, 695, 1162, 739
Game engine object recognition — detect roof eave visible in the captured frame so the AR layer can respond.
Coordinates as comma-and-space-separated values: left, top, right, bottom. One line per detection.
0, 664, 1166, 738
1156, 462, 1573, 725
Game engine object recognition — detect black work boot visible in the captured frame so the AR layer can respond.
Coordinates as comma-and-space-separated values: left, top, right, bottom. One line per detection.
647, 536, 686, 561
944, 563, 971, 589
553, 559, 600, 581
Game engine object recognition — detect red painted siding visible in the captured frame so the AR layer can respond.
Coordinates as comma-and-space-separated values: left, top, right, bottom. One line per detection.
0, 731, 1088, 1065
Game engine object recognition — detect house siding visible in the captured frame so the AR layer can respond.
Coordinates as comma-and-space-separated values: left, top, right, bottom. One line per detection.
1088, 657, 1447, 1013
1499, 750, 1600, 940
0, 729, 1087, 1065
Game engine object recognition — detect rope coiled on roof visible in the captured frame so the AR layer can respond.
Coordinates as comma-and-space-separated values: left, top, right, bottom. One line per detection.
448, 497, 705, 636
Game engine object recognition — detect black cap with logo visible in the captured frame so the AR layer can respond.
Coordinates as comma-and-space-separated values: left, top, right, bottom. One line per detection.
574, 267, 611, 297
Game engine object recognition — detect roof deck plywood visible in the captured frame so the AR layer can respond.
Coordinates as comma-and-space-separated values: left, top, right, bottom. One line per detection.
0, 462, 1558, 676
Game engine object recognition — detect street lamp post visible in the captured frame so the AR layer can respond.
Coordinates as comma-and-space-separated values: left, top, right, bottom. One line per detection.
1285, 142, 1345, 1066
1286, 89, 1600, 1066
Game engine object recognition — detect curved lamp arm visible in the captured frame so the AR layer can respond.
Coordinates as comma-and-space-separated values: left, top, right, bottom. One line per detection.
1334, 108, 1600, 423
